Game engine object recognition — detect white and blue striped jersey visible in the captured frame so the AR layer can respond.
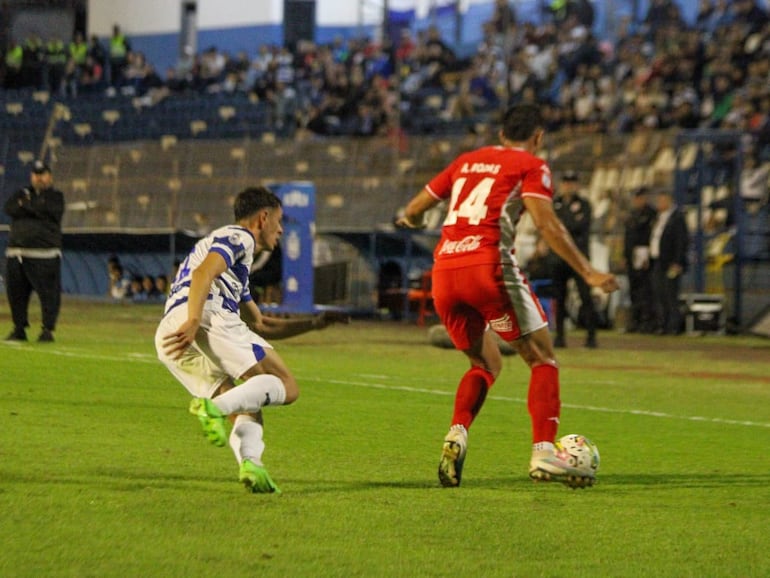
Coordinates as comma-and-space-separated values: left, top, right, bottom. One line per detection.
164, 225, 256, 316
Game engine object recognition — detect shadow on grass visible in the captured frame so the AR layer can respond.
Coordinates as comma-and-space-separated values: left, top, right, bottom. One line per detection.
4, 469, 767, 495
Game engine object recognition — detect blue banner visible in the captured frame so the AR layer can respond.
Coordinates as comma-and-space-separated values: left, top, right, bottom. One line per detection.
272, 182, 316, 313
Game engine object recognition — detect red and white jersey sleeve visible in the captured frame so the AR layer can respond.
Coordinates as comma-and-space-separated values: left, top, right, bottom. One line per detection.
425, 145, 553, 270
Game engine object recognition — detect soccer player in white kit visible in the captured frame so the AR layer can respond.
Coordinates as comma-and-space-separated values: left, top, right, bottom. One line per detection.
156, 186, 345, 493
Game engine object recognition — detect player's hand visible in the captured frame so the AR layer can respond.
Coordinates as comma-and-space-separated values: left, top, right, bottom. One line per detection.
394, 216, 424, 230
162, 319, 200, 360
585, 271, 619, 294
313, 310, 351, 329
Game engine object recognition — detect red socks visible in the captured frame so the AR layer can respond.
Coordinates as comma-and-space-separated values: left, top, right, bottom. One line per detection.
527, 363, 561, 444
452, 366, 495, 430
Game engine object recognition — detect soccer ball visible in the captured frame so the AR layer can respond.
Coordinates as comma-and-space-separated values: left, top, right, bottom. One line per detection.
555, 434, 600, 474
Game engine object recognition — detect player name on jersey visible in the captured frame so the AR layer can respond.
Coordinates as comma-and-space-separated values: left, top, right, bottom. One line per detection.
460, 162, 501, 175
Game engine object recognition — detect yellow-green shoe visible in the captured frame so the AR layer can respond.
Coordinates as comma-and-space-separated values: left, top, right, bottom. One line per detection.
239, 459, 281, 494
188, 397, 227, 447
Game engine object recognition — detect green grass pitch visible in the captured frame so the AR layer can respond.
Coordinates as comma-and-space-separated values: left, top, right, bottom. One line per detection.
1, 296, 769, 577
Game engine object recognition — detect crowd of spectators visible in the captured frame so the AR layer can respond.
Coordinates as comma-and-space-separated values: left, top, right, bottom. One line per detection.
107, 255, 168, 303
1, 1, 769, 154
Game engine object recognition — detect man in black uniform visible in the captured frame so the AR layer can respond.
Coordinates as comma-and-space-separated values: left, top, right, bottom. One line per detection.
623, 187, 657, 333
552, 170, 598, 348
4, 161, 65, 342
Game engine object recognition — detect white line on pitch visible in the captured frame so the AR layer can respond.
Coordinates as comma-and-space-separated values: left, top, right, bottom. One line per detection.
312, 376, 770, 429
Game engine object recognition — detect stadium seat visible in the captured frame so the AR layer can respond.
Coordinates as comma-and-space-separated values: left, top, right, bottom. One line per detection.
102, 109, 121, 124
190, 119, 208, 136
407, 269, 434, 327
5, 102, 23, 116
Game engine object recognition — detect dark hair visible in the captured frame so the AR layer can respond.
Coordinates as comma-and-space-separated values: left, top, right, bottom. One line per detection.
233, 186, 282, 221
501, 103, 543, 142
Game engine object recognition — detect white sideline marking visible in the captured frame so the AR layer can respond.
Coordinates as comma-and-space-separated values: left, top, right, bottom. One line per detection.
314, 377, 770, 429
7, 345, 769, 429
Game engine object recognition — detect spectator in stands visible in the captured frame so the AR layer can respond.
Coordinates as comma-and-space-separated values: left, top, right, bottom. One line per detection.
108, 24, 131, 87
552, 170, 599, 348
4, 161, 65, 343
198, 46, 226, 91
78, 55, 105, 93
733, 0, 769, 33
3, 40, 23, 89
129, 275, 146, 302
696, 0, 733, 34
643, 0, 684, 36
649, 189, 689, 335
65, 32, 88, 97
107, 257, 131, 300
88, 34, 106, 71
45, 37, 68, 96
490, 0, 516, 35
141, 274, 162, 301
21, 34, 44, 89
155, 274, 169, 297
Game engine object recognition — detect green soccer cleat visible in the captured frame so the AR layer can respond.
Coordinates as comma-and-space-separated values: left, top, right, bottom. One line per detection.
188, 397, 227, 447
239, 459, 281, 494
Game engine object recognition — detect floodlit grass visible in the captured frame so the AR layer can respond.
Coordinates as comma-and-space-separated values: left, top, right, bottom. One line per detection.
1, 296, 769, 577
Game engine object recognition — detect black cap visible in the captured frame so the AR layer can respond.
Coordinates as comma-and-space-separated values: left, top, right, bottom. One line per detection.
32, 160, 51, 174
562, 170, 579, 182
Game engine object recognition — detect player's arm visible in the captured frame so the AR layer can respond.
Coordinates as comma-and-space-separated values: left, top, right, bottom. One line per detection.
523, 195, 618, 293
395, 188, 439, 229
241, 300, 350, 339
162, 252, 227, 359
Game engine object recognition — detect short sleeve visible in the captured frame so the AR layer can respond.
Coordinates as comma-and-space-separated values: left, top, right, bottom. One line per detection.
520, 160, 553, 202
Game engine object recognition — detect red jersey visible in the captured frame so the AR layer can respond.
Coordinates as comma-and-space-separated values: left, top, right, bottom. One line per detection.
426, 145, 553, 271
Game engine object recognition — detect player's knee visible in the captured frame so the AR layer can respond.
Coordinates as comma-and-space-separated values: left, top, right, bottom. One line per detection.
282, 376, 300, 404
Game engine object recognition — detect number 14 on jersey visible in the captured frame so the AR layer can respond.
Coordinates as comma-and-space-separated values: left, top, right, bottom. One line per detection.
443, 177, 494, 226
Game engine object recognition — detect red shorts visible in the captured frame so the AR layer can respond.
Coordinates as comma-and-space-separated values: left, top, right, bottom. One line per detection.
431, 262, 548, 350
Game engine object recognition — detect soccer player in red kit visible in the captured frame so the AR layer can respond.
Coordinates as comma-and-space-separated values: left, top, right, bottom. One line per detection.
396, 103, 618, 488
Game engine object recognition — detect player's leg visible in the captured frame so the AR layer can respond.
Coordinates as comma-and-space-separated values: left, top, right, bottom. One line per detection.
438, 329, 502, 487
206, 348, 298, 414
205, 352, 295, 493
432, 266, 502, 487
455, 330, 502, 430
514, 328, 594, 488
229, 410, 280, 494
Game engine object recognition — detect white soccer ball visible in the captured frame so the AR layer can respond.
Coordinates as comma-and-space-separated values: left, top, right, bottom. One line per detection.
555, 434, 600, 474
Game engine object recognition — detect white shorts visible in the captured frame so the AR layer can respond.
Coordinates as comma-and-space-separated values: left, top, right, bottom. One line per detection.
155, 303, 273, 398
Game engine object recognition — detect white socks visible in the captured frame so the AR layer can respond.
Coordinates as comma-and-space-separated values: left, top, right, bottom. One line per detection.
532, 441, 555, 457
212, 374, 286, 415
229, 414, 265, 465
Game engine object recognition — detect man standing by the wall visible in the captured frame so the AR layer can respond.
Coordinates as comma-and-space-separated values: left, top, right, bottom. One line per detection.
649, 188, 688, 335
623, 187, 657, 333
4, 160, 65, 342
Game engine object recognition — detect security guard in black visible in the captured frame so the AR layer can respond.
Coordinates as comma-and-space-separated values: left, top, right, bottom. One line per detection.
551, 170, 598, 348
4, 160, 65, 342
